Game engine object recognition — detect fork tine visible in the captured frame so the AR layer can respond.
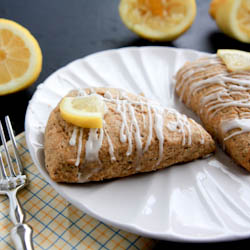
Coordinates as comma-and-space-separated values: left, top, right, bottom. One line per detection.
5, 116, 23, 175
0, 151, 8, 179
0, 120, 16, 177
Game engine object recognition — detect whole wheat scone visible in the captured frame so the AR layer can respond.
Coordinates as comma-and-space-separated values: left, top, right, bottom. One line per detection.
44, 87, 215, 183
175, 55, 250, 171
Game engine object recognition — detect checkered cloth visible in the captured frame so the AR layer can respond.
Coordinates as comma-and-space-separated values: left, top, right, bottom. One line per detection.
0, 132, 156, 249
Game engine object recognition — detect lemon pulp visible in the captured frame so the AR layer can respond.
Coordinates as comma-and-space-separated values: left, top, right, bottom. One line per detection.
210, 0, 250, 43
0, 18, 42, 95
237, 0, 250, 38
60, 95, 106, 128
119, 0, 196, 41
217, 49, 250, 72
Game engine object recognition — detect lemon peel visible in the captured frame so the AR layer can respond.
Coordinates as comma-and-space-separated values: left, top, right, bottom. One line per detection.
119, 0, 196, 41
210, 0, 250, 43
0, 18, 42, 95
60, 95, 106, 128
217, 49, 250, 72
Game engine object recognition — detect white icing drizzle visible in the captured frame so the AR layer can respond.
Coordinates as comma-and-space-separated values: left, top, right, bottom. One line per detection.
89, 87, 96, 94
119, 89, 128, 100
78, 89, 87, 96
124, 101, 133, 156
177, 59, 222, 100
143, 103, 153, 153
103, 120, 116, 162
116, 99, 127, 143
182, 115, 192, 146
78, 127, 106, 183
176, 56, 250, 142
196, 123, 205, 145
75, 128, 83, 166
85, 128, 104, 163
139, 97, 146, 128
221, 119, 250, 141
104, 90, 112, 99
128, 102, 143, 160
153, 107, 164, 166
105, 131, 116, 162
69, 127, 78, 146
115, 96, 133, 155
67, 88, 197, 182
142, 114, 146, 129
167, 110, 192, 146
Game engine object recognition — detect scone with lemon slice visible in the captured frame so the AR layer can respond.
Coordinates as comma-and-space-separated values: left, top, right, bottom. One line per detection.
44, 87, 215, 183
175, 49, 250, 171
210, 0, 250, 43
119, 0, 196, 41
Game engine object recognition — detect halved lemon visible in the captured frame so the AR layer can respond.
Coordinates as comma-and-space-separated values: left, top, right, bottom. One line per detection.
217, 49, 250, 72
59, 95, 106, 128
0, 18, 42, 95
119, 0, 196, 41
210, 0, 250, 43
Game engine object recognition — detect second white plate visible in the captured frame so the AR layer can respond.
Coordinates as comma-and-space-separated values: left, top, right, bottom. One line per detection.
25, 46, 250, 242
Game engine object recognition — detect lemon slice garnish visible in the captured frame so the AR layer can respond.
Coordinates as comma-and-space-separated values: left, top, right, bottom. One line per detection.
0, 18, 42, 95
119, 0, 196, 41
217, 49, 250, 72
60, 95, 106, 128
210, 0, 250, 43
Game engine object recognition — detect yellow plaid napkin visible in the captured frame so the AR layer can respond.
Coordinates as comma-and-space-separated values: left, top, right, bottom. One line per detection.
0, 132, 156, 250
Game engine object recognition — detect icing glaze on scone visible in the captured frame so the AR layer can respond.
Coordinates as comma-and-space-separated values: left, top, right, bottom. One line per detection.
175, 55, 250, 171
176, 55, 250, 142
44, 87, 215, 183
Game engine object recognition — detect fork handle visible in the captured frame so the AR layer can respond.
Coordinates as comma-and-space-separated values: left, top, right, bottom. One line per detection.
8, 190, 25, 225
8, 190, 34, 250
11, 224, 34, 250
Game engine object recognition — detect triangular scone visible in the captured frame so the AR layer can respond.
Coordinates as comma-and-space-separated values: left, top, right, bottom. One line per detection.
175, 55, 250, 171
44, 87, 215, 183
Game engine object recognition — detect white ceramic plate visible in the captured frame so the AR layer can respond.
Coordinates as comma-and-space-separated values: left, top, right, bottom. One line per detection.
25, 47, 250, 242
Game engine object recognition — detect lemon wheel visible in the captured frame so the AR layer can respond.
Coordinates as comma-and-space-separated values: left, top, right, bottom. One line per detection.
217, 49, 250, 72
0, 19, 42, 95
210, 0, 250, 43
60, 95, 106, 128
119, 0, 197, 41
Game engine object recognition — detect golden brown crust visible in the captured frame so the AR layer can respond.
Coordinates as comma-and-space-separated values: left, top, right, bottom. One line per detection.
175, 57, 250, 171
44, 87, 215, 183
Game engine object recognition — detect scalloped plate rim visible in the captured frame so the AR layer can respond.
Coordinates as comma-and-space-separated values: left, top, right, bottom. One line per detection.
25, 46, 250, 243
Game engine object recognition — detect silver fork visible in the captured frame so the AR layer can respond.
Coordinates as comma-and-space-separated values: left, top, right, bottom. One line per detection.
0, 116, 34, 250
